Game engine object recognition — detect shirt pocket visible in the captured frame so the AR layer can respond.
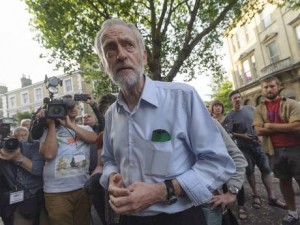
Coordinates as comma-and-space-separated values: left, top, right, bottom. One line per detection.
144, 141, 173, 177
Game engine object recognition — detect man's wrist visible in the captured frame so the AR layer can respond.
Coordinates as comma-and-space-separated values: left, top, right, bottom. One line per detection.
164, 179, 178, 205
228, 186, 239, 195
15, 155, 25, 166
90, 102, 97, 108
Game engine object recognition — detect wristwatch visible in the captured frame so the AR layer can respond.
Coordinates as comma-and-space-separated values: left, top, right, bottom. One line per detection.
164, 180, 177, 205
228, 186, 239, 195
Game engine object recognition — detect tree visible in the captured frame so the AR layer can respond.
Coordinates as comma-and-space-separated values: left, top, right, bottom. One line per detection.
211, 80, 233, 113
16, 111, 33, 125
23, 0, 289, 96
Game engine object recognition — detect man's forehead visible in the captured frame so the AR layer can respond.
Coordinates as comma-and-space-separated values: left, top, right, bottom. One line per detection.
231, 93, 241, 99
101, 25, 136, 43
263, 80, 277, 87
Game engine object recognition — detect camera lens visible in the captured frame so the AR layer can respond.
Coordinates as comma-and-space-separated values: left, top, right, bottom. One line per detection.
49, 105, 64, 116
46, 103, 67, 119
4, 138, 20, 152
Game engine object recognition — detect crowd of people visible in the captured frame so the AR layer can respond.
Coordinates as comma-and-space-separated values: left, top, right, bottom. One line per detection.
1, 18, 300, 225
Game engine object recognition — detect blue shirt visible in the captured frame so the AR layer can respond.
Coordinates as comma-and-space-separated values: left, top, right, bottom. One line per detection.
100, 76, 235, 216
17, 140, 44, 197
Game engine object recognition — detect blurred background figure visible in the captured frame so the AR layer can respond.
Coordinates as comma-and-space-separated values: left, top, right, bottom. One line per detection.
82, 113, 98, 132
75, 116, 83, 125
13, 127, 29, 141
20, 119, 31, 130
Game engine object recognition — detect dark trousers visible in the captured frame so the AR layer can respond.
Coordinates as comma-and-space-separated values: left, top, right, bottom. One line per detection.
119, 205, 207, 225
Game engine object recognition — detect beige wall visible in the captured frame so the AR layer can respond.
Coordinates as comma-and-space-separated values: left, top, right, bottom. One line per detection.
1, 71, 94, 119
225, 3, 300, 104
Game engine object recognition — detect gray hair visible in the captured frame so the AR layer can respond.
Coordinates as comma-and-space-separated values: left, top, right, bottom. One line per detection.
94, 19, 145, 60
20, 119, 31, 126
14, 126, 28, 135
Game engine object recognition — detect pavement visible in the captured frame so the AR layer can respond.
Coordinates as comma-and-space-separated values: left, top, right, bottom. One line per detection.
1, 168, 299, 225
229, 167, 300, 225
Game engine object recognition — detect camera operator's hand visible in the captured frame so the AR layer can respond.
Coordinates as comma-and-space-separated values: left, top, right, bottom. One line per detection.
57, 115, 74, 129
86, 94, 95, 105
36, 109, 56, 126
0, 147, 22, 162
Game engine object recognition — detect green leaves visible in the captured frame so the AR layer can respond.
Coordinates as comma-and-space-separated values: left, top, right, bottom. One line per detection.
211, 80, 233, 113
22, 0, 297, 97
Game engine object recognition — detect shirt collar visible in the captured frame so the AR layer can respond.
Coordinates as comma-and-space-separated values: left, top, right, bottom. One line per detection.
140, 75, 159, 107
116, 75, 159, 111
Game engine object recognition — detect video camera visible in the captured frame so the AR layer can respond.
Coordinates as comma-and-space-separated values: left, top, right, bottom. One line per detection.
44, 97, 76, 119
43, 75, 78, 119
0, 118, 19, 152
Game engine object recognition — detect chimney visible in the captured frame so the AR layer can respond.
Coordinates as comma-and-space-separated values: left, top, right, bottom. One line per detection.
21, 74, 32, 87
0, 84, 8, 94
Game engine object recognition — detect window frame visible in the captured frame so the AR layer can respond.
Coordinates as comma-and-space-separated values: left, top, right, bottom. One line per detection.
20, 91, 30, 105
63, 78, 73, 93
266, 41, 280, 63
295, 24, 300, 43
260, 6, 272, 29
8, 95, 16, 108
34, 87, 43, 102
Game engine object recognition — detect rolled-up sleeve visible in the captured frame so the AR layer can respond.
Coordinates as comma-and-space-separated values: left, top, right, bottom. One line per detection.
100, 114, 119, 189
176, 90, 236, 205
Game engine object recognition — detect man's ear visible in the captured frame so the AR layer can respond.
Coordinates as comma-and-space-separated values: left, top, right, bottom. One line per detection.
143, 50, 147, 66
99, 61, 104, 71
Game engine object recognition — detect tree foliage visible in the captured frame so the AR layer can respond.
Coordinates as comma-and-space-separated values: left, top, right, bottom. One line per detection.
22, 0, 291, 96
16, 111, 33, 125
211, 80, 233, 114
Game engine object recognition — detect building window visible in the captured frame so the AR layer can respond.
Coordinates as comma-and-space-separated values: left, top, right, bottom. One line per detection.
236, 31, 245, 49
261, 7, 272, 29
231, 35, 237, 53
296, 24, 300, 42
242, 60, 251, 81
9, 96, 16, 108
64, 78, 73, 93
236, 53, 257, 86
251, 55, 257, 77
245, 21, 255, 42
21, 92, 29, 105
237, 64, 243, 82
267, 42, 279, 63
35, 87, 43, 102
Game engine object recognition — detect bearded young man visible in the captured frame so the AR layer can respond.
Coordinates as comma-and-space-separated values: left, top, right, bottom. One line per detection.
253, 76, 300, 225
94, 18, 235, 225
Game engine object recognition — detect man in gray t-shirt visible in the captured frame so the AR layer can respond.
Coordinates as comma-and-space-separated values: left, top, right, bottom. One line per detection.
38, 95, 98, 225
226, 90, 287, 210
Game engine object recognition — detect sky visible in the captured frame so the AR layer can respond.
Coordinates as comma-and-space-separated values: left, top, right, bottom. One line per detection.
0, 0, 213, 101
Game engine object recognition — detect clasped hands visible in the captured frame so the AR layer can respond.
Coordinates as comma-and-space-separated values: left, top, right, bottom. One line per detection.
108, 173, 165, 215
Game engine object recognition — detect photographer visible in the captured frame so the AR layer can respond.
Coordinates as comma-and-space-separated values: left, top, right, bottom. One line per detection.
0, 139, 46, 225
13, 126, 29, 141
84, 93, 105, 133
38, 94, 98, 225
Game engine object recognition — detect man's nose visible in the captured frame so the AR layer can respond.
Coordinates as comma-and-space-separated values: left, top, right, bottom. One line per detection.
116, 46, 127, 60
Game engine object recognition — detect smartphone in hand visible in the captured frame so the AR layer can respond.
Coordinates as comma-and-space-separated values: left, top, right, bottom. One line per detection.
74, 94, 90, 101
